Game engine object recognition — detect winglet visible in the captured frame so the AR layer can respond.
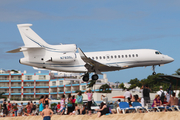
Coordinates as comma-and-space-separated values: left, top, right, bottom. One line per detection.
78, 48, 88, 59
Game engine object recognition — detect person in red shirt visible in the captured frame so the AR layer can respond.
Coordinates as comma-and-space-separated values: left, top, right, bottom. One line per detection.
57, 102, 61, 114
7, 101, 12, 117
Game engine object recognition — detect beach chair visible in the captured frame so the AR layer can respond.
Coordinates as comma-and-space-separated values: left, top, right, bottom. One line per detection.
132, 102, 145, 113
119, 102, 135, 114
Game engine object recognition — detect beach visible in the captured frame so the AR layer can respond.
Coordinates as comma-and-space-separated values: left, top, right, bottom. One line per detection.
1, 112, 180, 120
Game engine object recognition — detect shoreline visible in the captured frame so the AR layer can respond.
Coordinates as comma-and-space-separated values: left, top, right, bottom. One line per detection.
1, 112, 180, 120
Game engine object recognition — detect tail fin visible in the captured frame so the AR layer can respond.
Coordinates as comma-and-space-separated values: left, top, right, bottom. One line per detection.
17, 24, 49, 47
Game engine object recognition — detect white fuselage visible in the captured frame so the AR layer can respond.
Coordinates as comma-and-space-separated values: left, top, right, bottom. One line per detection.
20, 49, 174, 73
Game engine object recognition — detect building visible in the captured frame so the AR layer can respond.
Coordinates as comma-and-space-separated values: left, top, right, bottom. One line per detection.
0, 70, 110, 101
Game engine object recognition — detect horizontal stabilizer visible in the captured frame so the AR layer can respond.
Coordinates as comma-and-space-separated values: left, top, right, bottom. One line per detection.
6, 48, 21, 53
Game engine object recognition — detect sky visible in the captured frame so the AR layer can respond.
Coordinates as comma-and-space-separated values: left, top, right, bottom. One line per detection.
0, 0, 180, 83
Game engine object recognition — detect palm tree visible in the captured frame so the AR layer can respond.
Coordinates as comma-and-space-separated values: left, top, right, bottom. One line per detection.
173, 68, 180, 75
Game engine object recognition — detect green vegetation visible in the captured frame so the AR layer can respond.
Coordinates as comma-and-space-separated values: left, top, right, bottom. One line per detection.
119, 83, 126, 90
0, 92, 6, 100
99, 84, 111, 93
87, 80, 96, 88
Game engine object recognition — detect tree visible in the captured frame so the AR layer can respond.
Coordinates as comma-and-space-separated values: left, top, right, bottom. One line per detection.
128, 78, 142, 89
119, 83, 125, 89
173, 68, 180, 75
99, 84, 111, 93
0, 92, 6, 100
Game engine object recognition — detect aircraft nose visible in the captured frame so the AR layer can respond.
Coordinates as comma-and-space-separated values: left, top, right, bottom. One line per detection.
166, 56, 174, 63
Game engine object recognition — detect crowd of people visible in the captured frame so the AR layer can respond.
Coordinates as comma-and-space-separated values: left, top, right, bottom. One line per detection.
0, 100, 38, 117
0, 86, 179, 119
120, 85, 179, 113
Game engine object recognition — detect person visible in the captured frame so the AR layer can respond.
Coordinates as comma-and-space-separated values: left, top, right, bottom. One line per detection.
75, 91, 83, 115
56, 102, 61, 114
71, 95, 76, 112
7, 101, 12, 117
12, 112, 15, 117
30, 101, 33, 113
17, 102, 23, 116
101, 94, 108, 104
95, 102, 109, 118
143, 85, 151, 107
163, 97, 168, 105
41, 104, 53, 120
39, 95, 44, 115
115, 99, 121, 114
3, 101, 8, 117
70, 104, 79, 115
166, 89, 171, 102
127, 98, 132, 107
85, 89, 93, 115
26, 102, 31, 114
166, 92, 178, 106
140, 85, 144, 107
152, 95, 162, 107
157, 86, 165, 103
44, 95, 50, 106
59, 94, 65, 115
67, 94, 73, 114
82, 103, 88, 115
31, 102, 38, 115
123, 89, 132, 102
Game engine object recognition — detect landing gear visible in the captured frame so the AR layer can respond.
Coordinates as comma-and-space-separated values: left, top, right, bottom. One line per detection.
152, 65, 156, 75
92, 74, 99, 80
152, 72, 156, 75
82, 73, 99, 82
82, 73, 89, 82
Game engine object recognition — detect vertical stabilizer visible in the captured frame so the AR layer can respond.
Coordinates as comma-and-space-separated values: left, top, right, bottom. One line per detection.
17, 24, 49, 47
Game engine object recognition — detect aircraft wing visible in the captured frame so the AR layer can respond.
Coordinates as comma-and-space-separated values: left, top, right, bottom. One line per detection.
78, 48, 121, 73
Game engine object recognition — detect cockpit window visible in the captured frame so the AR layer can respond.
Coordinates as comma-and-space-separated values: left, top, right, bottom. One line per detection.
155, 51, 162, 55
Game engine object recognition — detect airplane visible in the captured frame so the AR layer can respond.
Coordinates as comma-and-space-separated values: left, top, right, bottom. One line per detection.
7, 24, 174, 82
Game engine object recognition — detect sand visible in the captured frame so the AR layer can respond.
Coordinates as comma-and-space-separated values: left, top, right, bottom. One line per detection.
0, 112, 180, 120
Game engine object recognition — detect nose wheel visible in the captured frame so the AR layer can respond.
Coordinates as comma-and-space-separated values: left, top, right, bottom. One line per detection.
152, 65, 156, 75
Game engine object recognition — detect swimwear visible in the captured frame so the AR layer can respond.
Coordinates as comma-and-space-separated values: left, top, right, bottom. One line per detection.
43, 116, 51, 120
60, 99, 65, 111
39, 103, 44, 112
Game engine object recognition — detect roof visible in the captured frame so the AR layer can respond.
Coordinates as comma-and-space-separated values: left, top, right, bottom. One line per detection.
157, 75, 180, 86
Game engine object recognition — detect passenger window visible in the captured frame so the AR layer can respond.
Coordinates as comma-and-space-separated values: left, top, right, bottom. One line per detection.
136, 54, 138, 57
125, 55, 127, 58
129, 55, 131, 57
132, 54, 134, 57
107, 56, 109, 59
96, 57, 98, 59
111, 56, 113, 59
118, 55, 120, 58
103, 56, 105, 59
122, 55, 124, 58
100, 56, 102, 59
92, 57, 94, 59
114, 55, 117, 58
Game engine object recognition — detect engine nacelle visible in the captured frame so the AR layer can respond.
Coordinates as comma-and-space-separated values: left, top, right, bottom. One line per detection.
50, 53, 76, 63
